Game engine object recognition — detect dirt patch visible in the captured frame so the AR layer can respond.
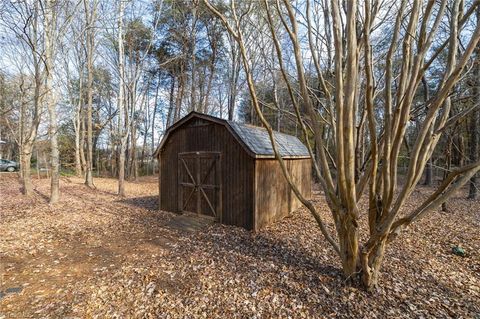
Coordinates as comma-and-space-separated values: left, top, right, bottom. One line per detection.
1, 174, 479, 318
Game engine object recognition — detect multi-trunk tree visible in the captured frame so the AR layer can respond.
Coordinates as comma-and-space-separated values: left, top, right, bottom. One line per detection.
204, 0, 480, 290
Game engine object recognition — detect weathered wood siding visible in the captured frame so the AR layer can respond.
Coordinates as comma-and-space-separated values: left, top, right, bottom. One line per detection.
253, 158, 312, 230
160, 117, 255, 229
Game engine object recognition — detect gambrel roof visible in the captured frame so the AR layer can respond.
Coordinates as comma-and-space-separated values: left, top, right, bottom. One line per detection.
155, 112, 310, 159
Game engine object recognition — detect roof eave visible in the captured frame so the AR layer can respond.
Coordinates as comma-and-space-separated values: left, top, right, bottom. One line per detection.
253, 155, 311, 159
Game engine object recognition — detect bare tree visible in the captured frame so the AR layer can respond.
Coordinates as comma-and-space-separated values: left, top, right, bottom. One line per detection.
116, 1, 160, 191
84, 0, 98, 188
0, 1, 45, 196
204, 0, 480, 290
43, 0, 61, 203
117, 0, 127, 196
42, 0, 78, 203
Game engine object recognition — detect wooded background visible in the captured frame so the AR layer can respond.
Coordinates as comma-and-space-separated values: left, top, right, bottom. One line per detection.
0, 1, 478, 197
0, 0, 479, 290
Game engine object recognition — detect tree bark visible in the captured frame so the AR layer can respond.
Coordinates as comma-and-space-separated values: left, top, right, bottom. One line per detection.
468, 6, 479, 199
166, 75, 175, 127
44, 0, 60, 204
84, 0, 96, 188
74, 80, 83, 177
422, 76, 433, 186
151, 74, 160, 174
117, 0, 127, 196
442, 132, 453, 212
337, 212, 359, 280
21, 148, 34, 195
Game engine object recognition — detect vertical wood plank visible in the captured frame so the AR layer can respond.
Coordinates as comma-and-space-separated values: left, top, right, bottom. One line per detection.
177, 153, 182, 212
196, 155, 201, 215
217, 153, 222, 223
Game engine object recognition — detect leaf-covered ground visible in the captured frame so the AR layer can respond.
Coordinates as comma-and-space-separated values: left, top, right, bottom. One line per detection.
0, 173, 479, 318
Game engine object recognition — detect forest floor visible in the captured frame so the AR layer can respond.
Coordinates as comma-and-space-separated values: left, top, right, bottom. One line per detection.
0, 173, 479, 318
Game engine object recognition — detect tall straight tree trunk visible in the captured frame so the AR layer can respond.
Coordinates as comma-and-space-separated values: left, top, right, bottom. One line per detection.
189, 7, 198, 112
118, 137, 127, 195
227, 34, 240, 121
84, 0, 96, 188
129, 116, 138, 180
203, 38, 217, 113
125, 134, 130, 180
117, 0, 127, 196
44, 0, 60, 204
469, 6, 479, 199
174, 70, 185, 122
108, 100, 116, 177
151, 73, 160, 174
74, 81, 83, 177
74, 113, 82, 177
18, 78, 25, 178
166, 75, 175, 127
80, 116, 87, 175
422, 76, 433, 186
140, 93, 149, 173
21, 147, 34, 195
442, 132, 453, 211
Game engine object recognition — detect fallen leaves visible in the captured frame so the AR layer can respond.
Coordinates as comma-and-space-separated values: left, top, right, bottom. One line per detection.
0, 174, 479, 318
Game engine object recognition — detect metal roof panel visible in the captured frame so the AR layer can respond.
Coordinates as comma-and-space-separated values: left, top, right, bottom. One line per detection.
227, 121, 310, 157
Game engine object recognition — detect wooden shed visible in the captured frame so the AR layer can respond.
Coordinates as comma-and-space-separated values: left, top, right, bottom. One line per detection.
155, 112, 312, 231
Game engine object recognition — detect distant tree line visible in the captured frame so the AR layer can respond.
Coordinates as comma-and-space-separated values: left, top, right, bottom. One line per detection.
0, 0, 479, 290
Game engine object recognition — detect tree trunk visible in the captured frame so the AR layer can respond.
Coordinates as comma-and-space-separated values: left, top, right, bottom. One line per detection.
75, 113, 82, 177
21, 148, 34, 195
468, 7, 479, 199
469, 117, 478, 199
174, 71, 185, 122
117, 0, 126, 196
18, 78, 26, 178
151, 74, 160, 174
129, 120, 138, 180
125, 134, 130, 180
227, 35, 240, 121
48, 100, 60, 204
84, 0, 96, 188
337, 212, 359, 280
188, 5, 199, 112
424, 160, 433, 186
166, 75, 175, 127
141, 113, 148, 174
74, 97, 83, 177
44, 0, 60, 204
441, 133, 453, 212
422, 76, 433, 186
80, 116, 87, 175
118, 140, 126, 195
203, 35, 217, 113
361, 238, 387, 291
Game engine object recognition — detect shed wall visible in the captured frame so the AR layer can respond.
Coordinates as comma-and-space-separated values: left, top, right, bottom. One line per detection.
254, 158, 312, 230
160, 118, 255, 229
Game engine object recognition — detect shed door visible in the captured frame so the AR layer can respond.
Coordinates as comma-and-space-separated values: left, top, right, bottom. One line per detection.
178, 152, 222, 220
